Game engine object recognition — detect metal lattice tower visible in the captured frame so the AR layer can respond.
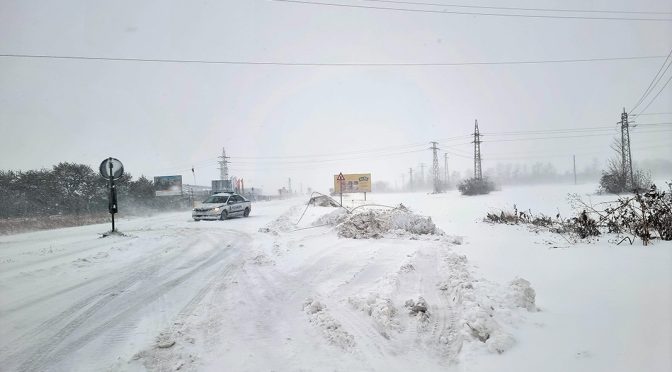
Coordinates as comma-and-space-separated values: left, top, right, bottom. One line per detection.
409, 168, 413, 191
430, 142, 442, 193
473, 120, 483, 180
444, 153, 449, 187
420, 163, 425, 187
620, 109, 634, 189
218, 147, 230, 181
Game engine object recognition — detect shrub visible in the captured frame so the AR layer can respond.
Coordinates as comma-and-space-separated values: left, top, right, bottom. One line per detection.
598, 140, 651, 194
458, 177, 495, 196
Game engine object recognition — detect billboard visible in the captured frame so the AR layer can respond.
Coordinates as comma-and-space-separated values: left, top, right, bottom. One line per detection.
212, 180, 233, 193
333, 173, 372, 193
154, 175, 182, 196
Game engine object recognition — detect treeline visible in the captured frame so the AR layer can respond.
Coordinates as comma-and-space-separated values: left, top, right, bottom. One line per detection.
0, 162, 186, 218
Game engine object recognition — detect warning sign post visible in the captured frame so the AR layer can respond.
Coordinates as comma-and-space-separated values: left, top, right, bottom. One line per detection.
334, 172, 371, 205
336, 172, 345, 206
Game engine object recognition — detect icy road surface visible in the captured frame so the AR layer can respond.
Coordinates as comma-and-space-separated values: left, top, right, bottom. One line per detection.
0, 185, 670, 372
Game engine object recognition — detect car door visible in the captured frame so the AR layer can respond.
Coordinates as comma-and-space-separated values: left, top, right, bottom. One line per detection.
229, 195, 245, 215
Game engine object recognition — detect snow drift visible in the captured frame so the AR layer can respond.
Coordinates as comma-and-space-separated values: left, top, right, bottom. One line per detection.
316, 205, 444, 239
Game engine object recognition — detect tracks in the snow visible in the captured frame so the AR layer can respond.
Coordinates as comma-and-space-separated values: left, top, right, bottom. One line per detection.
0, 230, 247, 372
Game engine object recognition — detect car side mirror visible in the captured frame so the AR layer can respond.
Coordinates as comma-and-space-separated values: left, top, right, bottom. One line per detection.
228, 200, 235, 204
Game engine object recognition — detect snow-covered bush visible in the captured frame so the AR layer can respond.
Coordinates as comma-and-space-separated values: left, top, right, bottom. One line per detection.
458, 177, 495, 196
484, 205, 600, 240
600, 182, 672, 245
598, 139, 651, 194
487, 183, 671, 245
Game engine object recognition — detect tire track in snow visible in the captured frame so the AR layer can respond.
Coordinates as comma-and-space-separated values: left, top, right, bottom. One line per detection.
148, 260, 241, 372
1, 233, 203, 356
4, 231, 246, 372
16, 236, 236, 372
0, 232, 189, 316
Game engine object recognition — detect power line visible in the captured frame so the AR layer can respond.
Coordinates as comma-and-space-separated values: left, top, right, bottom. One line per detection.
483, 128, 672, 143
229, 142, 427, 160
0, 53, 668, 67
271, 0, 672, 21
480, 122, 672, 137
632, 112, 672, 116
361, 0, 672, 16
481, 126, 617, 136
231, 148, 428, 165
634, 122, 672, 126
632, 73, 672, 116
629, 47, 672, 114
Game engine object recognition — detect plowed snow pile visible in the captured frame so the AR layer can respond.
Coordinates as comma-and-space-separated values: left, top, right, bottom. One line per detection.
336, 206, 444, 239
438, 253, 537, 354
258, 206, 300, 234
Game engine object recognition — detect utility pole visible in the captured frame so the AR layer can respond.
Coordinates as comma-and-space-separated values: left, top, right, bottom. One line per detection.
420, 163, 425, 187
218, 147, 230, 181
191, 166, 196, 207
401, 174, 405, 192
620, 108, 634, 189
444, 153, 449, 188
573, 155, 577, 185
409, 168, 413, 191
473, 120, 483, 180
430, 142, 441, 193
288, 177, 292, 194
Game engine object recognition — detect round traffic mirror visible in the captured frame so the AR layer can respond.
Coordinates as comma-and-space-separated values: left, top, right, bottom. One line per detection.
99, 157, 124, 180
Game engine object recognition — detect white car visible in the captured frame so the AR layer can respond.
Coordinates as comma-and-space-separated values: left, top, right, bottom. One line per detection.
192, 192, 251, 221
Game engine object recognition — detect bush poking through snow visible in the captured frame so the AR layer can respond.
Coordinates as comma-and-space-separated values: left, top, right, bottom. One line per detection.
571, 183, 671, 245
484, 205, 600, 241
598, 139, 652, 194
458, 177, 495, 196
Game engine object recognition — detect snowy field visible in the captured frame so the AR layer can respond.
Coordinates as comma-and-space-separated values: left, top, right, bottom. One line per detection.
0, 184, 670, 372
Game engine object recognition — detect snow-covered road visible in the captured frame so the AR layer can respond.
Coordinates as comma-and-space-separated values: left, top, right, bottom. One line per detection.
1, 185, 670, 372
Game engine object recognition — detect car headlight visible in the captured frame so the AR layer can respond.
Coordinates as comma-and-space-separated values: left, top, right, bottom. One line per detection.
213, 207, 220, 212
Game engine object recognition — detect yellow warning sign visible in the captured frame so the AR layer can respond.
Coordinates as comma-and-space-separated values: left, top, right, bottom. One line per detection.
333, 173, 371, 193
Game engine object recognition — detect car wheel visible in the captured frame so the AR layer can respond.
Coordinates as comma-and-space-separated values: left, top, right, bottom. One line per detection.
220, 210, 228, 220
193, 218, 200, 222
243, 208, 250, 217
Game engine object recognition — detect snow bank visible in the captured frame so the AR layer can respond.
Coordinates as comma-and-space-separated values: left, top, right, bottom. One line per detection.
309, 195, 341, 207
508, 277, 537, 312
438, 252, 536, 355
303, 298, 355, 350
311, 208, 348, 227
258, 206, 300, 234
336, 206, 444, 239
348, 294, 401, 339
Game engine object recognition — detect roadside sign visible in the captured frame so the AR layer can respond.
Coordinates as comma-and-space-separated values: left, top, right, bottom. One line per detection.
336, 173, 345, 206
154, 175, 182, 196
99, 158, 124, 180
99, 157, 124, 233
333, 173, 371, 193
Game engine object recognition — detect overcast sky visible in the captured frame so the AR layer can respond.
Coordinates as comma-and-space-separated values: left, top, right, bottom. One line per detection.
1, 0, 671, 193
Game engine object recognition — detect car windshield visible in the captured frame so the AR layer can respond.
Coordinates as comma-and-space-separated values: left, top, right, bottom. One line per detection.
202, 196, 228, 204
